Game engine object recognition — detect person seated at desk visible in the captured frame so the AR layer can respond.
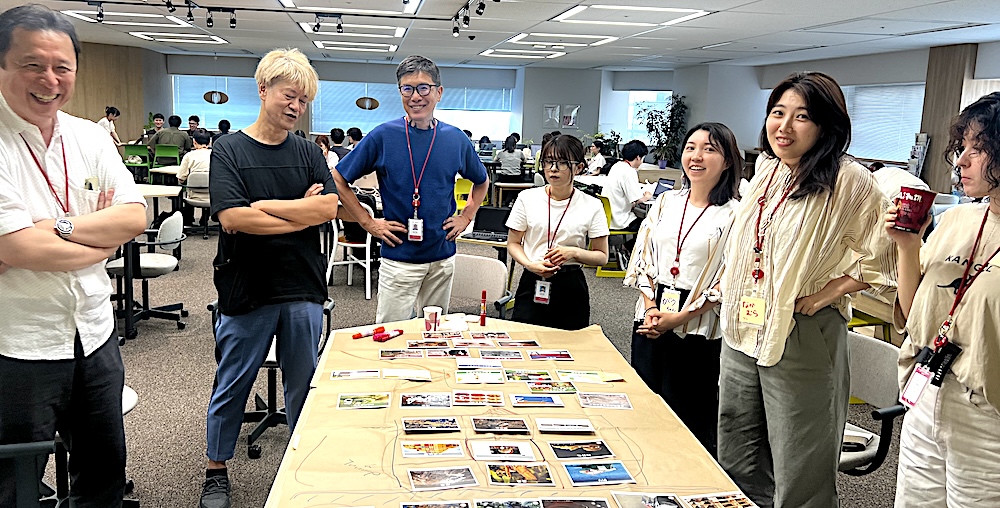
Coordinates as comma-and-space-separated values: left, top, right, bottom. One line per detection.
147, 114, 193, 162
506, 135, 609, 330
145, 112, 164, 138
178, 128, 212, 226
605, 140, 653, 262
868, 161, 930, 200
212, 119, 231, 144
585, 140, 606, 176
494, 134, 525, 183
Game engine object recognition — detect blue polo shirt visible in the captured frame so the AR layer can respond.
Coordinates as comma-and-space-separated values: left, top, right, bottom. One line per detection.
337, 118, 487, 264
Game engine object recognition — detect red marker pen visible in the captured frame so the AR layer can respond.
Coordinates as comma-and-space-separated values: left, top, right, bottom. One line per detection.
352, 325, 385, 340
373, 329, 404, 342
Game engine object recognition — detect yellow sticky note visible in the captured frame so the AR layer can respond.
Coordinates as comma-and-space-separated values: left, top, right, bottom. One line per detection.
738, 296, 766, 326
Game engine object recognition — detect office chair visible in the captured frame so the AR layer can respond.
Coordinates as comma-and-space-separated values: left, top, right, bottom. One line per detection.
151, 144, 180, 168
122, 145, 150, 183
327, 202, 375, 300
839, 331, 907, 476
182, 172, 213, 239
451, 254, 512, 318
454, 178, 488, 212
0, 441, 54, 508
207, 299, 336, 459
595, 195, 632, 278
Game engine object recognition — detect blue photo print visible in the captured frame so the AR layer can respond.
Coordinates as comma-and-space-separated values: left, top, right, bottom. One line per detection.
562, 461, 635, 486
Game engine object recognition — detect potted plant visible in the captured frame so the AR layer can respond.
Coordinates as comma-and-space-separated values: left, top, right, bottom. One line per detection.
636, 95, 688, 168
585, 130, 623, 159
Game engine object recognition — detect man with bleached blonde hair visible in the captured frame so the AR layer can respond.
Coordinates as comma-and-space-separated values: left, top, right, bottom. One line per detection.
200, 47, 339, 508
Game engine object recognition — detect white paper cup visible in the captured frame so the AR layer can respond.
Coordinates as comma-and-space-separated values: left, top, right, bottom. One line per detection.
423, 306, 442, 331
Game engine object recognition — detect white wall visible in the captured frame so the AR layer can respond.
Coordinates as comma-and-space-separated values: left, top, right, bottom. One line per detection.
598, 70, 630, 137
612, 70, 674, 91
521, 67, 603, 144
759, 49, 929, 87
671, 64, 710, 133
704, 65, 770, 150
975, 41, 1000, 79
142, 50, 172, 118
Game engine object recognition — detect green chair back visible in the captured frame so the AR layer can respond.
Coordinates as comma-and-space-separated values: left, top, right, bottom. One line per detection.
153, 144, 180, 168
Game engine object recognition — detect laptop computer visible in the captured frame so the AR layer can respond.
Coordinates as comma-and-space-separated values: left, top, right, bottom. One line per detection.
652, 178, 675, 198
460, 206, 511, 243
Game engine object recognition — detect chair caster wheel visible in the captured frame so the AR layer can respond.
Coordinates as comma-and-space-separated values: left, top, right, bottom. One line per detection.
248, 444, 262, 459
181, 309, 189, 317
124, 479, 135, 495
119, 336, 126, 346
177, 321, 186, 330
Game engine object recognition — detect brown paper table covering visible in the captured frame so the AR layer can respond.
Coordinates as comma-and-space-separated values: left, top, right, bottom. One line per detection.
265, 318, 737, 507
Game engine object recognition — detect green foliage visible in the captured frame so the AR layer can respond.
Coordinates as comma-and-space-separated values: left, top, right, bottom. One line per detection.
143, 112, 154, 131
585, 130, 623, 158
636, 95, 688, 166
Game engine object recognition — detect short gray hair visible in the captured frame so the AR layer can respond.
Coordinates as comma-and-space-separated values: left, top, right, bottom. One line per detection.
0, 4, 80, 68
396, 55, 441, 86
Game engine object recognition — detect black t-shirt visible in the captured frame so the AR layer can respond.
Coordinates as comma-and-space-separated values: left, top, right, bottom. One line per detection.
209, 131, 338, 315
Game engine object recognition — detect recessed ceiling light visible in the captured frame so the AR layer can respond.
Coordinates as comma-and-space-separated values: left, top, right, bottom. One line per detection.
480, 49, 565, 59
700, 41, 732, 49
278, 0, 295, 7
507, 32, 618, 47
553, 5, 710, 26
129, 32, 228, 44
62, 10, 194, 28
312, 40, 398, 53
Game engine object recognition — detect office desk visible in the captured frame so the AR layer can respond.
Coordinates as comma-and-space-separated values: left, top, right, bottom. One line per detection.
148, 165, 181, 186
493, 182, 533, 207
636, 168, 684, 185
264, 319, 737, 507
137, 184, 183, 216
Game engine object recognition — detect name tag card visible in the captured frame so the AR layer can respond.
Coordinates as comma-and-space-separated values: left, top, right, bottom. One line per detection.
738, 296, 766, 327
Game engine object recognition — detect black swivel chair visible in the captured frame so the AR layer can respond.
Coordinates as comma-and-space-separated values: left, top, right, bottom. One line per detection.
0, 441, 53, 508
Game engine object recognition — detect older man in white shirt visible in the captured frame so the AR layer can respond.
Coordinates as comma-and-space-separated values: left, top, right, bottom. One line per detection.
0, 6, 147, 506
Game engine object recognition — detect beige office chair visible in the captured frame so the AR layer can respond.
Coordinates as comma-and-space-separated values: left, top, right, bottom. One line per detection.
107, 211, 188, 330
839, 331, 906, 476
182, 171, 212, 239
451, 253, 512, 318
326, 202, 375, 300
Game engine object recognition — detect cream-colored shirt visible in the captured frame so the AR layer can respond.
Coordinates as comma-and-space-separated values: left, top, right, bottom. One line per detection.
895, 203, 1000, 415
719, 156, 897, 366
0, 92, 146, 360
872, 166, 929, 201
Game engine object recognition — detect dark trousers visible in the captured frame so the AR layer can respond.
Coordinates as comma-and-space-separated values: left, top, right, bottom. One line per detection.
0, 332, 126, 508
629, 287, 721, 457
511, 265, 590, 330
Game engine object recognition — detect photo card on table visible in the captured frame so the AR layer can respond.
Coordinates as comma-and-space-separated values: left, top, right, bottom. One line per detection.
469, 440, 537, 461
505, 369, 554, 382
610, 492, 684, 508
563, 461, 635, 486
527, 381, 577, 394
381, 349, 425, 360
402, 501, 471, 508
408, 466, 479, 491
474, 499, 541, 508
402, 417, 461, 433
337, 393, 391, 410
547, 440, 613, 460
452, 390, 505, 406
577, 392, 633, 410
408, 339, 451, 349
454, 338, 496, 348
423, 331, 464, 340
426, 348, 471, 358
331, 369, 380, 380
471, 417, 530, 434
455, 369, 506, 384
510, 394, 564, 407
535, 418, 596, 433
481, 349, 525, 361
486, 463, 556, 486
400, 440, 465, 459
527, 350, 574, 361
470, 331, 512, 341
555, 370, 623, 384
458, 358, 504, 370
496, 339, 539, 348
383, 369, 432, 382
400, 392, 453, 409
540, 499, 611, 508
681, 492, 758, 508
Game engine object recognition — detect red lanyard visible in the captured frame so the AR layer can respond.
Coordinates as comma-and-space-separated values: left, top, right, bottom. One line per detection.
751, 164, 794, 282
670, 192, 711, 282
934, 206, 1000, 349
403, 117, 437, 218
547, 186, 574, 250
20, 133, 70, 216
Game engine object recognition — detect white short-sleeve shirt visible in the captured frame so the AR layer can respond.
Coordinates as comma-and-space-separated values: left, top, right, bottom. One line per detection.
0, 92, 146, 360
506, 186, 609, 265
97, 116, 116, 134
604, 160, 644, 229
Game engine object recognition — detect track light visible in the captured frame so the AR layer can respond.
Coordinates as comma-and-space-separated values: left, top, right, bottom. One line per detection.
452, 18, 460, 37
336, 16, 344, 33
313, 14, 321, 32
186, 6, 194, 22
229, 11, 236, 29
476, 0, 485, 15
96, 3, 104, 22
403, 0, 410, 4
206, 10, 213, 27
165, 0, 175, 13
461, 10, 470, 28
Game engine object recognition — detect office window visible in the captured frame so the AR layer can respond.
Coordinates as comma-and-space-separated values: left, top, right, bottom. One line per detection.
843, 84, 925, 162
172, 75, 260, 130
625, 90, 672, 143
311, 81, 512, 139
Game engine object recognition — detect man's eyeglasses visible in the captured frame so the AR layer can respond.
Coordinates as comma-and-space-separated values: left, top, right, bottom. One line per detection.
399, 84, 438, 97
541, 159, 580, 172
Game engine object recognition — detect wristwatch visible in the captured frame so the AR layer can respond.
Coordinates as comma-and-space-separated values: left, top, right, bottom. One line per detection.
54, 217, 74, 239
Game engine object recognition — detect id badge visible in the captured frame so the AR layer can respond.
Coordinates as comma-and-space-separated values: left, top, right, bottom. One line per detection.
901, 364, 933, 408
84, 177, 99, 191
407, 218, 424, 242
738, 294, 766, 327
534, 280, 552, 304
660, 288, 682, 313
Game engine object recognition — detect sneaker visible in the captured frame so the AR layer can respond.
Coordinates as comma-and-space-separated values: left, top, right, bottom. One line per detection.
199, 475, 231, 508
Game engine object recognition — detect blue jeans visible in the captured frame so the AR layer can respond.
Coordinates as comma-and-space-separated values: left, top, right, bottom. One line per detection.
205, 301, 322, 462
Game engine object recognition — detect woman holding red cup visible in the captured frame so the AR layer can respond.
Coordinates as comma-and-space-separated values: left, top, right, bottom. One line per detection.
888, 91, 1000, 506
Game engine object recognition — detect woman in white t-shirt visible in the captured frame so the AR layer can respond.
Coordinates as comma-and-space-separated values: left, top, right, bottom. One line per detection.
506, 135, 610, 330
96, 106, 122, 145
623, 122, 742, 457
315, 134, 339, 171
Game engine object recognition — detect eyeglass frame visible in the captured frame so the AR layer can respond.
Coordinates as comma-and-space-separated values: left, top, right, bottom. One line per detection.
540, 159, 583, 172
398, 83, 440, 97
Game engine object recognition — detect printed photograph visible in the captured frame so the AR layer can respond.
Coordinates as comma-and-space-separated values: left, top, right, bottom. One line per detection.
452, 390, 505, 406
496, 340, 540, 348
486, 463, 555, 486
527, 381, 577, 394
402, 417, 461, 433
381, 349, 425, 360
681, 492, 758, 508
563, 461, 635, 486
402, 502, 470, 508
427, 349, 471, 358
401, 393, 452, 409
474, 499, 541, 508
469, 440, 537, 461
527, 350, 573, 361
457, 358, 504, 370
481, 349, 525, 361
337, 393, 390, 410
577, 392, 633, 410
455, 369, 506, 384
555, 370, 618, 384
454, 339, 496, 348
470, 331, 512, 340
408, 466, 479, 491
407, 340, 451, 349
511, 394, 564, 407
504, 369, 554, 382
423, 331, 464, 340
471, 417, 530, 433
611, 492, 683, 508
547, 440, 613, 460
535, 418, 595, 433
540, 499, 611, 508
331, 369, 380, 380
383, 369, 432, 381
400, 440, 465, 459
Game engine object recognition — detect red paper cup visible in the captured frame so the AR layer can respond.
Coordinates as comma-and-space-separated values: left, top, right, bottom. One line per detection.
423, 306, 441, 331
893, 186, 936, 233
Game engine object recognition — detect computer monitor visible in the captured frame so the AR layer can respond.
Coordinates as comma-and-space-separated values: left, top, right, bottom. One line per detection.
652, 178, 675, 198
530, 144, 542, 155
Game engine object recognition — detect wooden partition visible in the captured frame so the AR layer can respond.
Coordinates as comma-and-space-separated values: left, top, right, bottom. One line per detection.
63, 42, 146, 143
919, 44, 977, 192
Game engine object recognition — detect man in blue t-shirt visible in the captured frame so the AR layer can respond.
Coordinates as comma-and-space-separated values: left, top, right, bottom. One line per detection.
335, 55, 488, 324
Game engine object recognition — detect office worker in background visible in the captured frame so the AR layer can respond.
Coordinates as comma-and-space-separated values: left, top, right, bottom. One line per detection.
888, 92, 1000, 507
147, 114, 193, 160
346, 126, 362, 149
329, 127, 350, 159
495, 134, 525, 183
624, 122, 742, 457
585, 139, 605, 175
177, 128, 212, 227
315, 134, 338, 170
146, 112, 164, 136
97, 105, 122, 145
716, 71, 897, 508
202, 47, 339, 508
187, 114, 200, 135
334, 55, 488, 324
605, 139, 653, 267
211, 119, 230, 144
0, 5, 148, 506
506, 135, 609, 330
